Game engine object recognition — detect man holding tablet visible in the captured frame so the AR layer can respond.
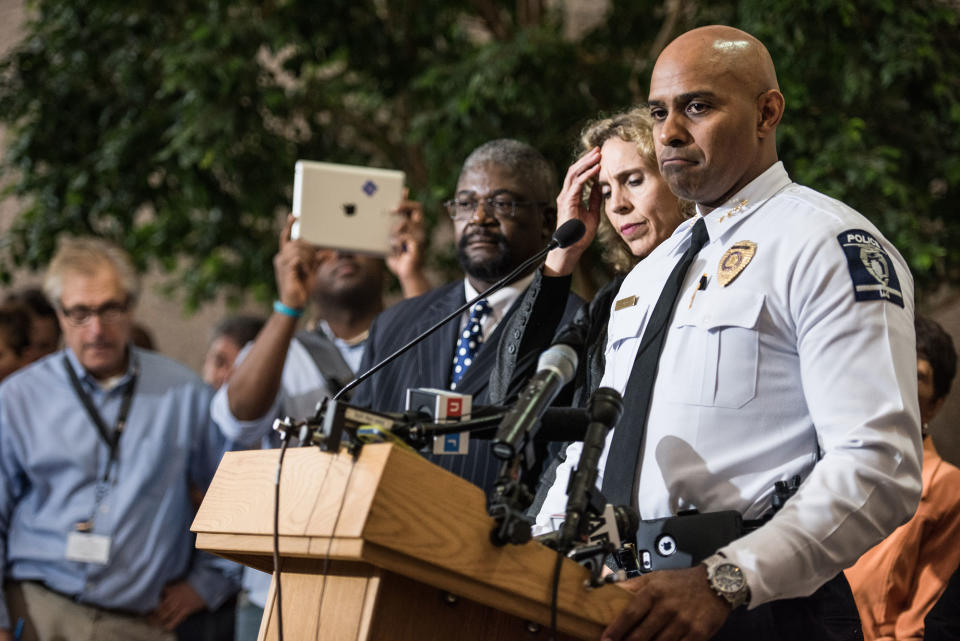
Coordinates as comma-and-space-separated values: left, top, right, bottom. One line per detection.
212, 196, 427, 641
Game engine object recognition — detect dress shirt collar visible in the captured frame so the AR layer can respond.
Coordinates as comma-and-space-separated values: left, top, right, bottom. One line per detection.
687, 161, 793, 243
63, 345, 138, 391
634, 162, 794, 284
317, 320, 369, 348
463, 271, 536, 326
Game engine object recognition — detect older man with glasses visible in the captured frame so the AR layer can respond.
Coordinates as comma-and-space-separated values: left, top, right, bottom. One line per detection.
0, 237, 237, 641
352, 138, 583, 493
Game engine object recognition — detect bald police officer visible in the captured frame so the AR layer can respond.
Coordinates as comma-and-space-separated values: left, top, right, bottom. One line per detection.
538, 25, 920, 641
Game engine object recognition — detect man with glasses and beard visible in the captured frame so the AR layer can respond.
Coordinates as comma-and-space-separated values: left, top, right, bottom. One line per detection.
352, 139, 583, 492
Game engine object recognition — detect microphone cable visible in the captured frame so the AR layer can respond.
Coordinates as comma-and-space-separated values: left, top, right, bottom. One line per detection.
331, 219, 586, 403
550, 548, 563, 641
272, 436, 291, 641
311, 450, 360, 640
271, 431, 360, 641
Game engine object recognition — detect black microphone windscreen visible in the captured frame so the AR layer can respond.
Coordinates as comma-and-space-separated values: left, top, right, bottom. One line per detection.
613, 505, 640, 541
552, 219, 586, 249
588, 387, 624, 428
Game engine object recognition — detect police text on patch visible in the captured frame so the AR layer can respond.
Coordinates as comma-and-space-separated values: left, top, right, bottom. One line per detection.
836, 229, 904, 308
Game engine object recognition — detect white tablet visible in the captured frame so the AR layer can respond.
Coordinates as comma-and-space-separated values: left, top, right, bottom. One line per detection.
291, 160, 405, 256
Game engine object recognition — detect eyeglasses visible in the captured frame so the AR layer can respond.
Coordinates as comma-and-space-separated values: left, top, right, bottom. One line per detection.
60, 299, 131, 326
444, 196, 547, 222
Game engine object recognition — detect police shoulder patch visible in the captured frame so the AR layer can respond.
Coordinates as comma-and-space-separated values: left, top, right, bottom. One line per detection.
836, 229, 904, 307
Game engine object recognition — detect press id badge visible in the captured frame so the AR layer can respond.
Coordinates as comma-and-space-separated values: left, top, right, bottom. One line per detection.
66, 531, 111, 565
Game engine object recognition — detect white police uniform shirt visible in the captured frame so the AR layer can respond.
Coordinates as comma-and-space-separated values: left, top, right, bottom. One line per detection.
536, 161, 922, 607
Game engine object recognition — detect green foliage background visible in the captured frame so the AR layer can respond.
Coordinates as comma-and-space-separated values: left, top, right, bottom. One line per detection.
0, 0, 957, 308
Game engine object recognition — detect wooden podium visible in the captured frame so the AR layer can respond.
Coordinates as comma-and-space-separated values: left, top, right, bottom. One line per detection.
193, 443, 630, 640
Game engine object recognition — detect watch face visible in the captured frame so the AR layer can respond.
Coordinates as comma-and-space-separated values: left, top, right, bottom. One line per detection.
713, 563, 745, 593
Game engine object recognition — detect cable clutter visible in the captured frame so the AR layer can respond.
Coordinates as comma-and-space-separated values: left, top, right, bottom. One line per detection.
271, 379, 642, 588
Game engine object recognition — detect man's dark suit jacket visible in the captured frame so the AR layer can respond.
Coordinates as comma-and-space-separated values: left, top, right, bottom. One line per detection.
352, 275, 583, 492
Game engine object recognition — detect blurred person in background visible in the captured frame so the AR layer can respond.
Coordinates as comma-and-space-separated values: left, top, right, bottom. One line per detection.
846, 315, 959, 640
4, 288, 61, 363
0, 237, 237, 641
0, 303, 31, 382
201, 315, 266, 390
176, 319, 265, 641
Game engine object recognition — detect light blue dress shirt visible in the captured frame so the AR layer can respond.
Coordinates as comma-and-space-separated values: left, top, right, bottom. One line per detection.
0, 347, 238, 629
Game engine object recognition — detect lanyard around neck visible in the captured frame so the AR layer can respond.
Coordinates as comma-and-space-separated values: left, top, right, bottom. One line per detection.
63, 355, 139, 480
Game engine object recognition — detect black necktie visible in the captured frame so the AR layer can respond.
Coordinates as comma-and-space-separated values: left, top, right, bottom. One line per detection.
601, 217, 709, 508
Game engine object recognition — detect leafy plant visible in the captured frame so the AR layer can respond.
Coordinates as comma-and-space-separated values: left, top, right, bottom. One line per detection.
1, 0, 957, 307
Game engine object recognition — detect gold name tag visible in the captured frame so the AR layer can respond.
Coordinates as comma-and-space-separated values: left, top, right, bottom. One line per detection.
614, 295, 638, 311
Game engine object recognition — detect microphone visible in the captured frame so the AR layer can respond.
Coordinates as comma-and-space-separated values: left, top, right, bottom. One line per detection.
558, 387, 624, 547
331, 218, 586, 402
490, 343, 578, 461
536, 407, 590, 441
536, 504, 639, 552
551, 218, 586, 249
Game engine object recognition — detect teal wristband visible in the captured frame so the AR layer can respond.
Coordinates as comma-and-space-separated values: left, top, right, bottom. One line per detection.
273, 300, 304, 319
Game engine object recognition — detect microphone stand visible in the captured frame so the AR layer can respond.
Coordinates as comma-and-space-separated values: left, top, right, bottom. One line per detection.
331, 220, 585, 404
262, 221, 585, 641
488, 452, 536, 547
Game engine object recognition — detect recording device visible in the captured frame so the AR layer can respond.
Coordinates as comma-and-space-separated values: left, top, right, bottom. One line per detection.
405, 388, 472, 455
487, 345, 577, 548
293, 398, 590, 454
626, 510, 744, 576
536, 499, 640, 586
532, 387, 636, 582
617, 476, 805, 577
291, 160, 405, 255
490, 343, 578, 461
331, 218, 586, 403
557, 387, 623, 548
585, 504, 640, 552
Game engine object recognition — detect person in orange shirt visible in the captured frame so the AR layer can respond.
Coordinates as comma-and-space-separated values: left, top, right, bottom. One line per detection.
846, 314, 959, 640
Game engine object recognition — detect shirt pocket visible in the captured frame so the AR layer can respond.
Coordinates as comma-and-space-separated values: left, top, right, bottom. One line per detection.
604, 304, 650, 387
663, 290, 764, 409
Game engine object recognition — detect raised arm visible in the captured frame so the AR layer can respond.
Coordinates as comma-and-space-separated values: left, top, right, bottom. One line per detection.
226, 215, 319, 421
387, 192, 431, 298
543, 147, 603, 277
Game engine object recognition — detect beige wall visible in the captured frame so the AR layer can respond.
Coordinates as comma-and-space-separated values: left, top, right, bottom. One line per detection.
2, 0, 959, 464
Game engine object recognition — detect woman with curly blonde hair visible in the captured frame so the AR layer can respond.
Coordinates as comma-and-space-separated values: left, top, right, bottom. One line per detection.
493, 106, 692, 405
576, 107, 695, 274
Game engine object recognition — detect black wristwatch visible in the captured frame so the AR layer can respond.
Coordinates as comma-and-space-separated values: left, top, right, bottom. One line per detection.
703, 553, 750, 609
